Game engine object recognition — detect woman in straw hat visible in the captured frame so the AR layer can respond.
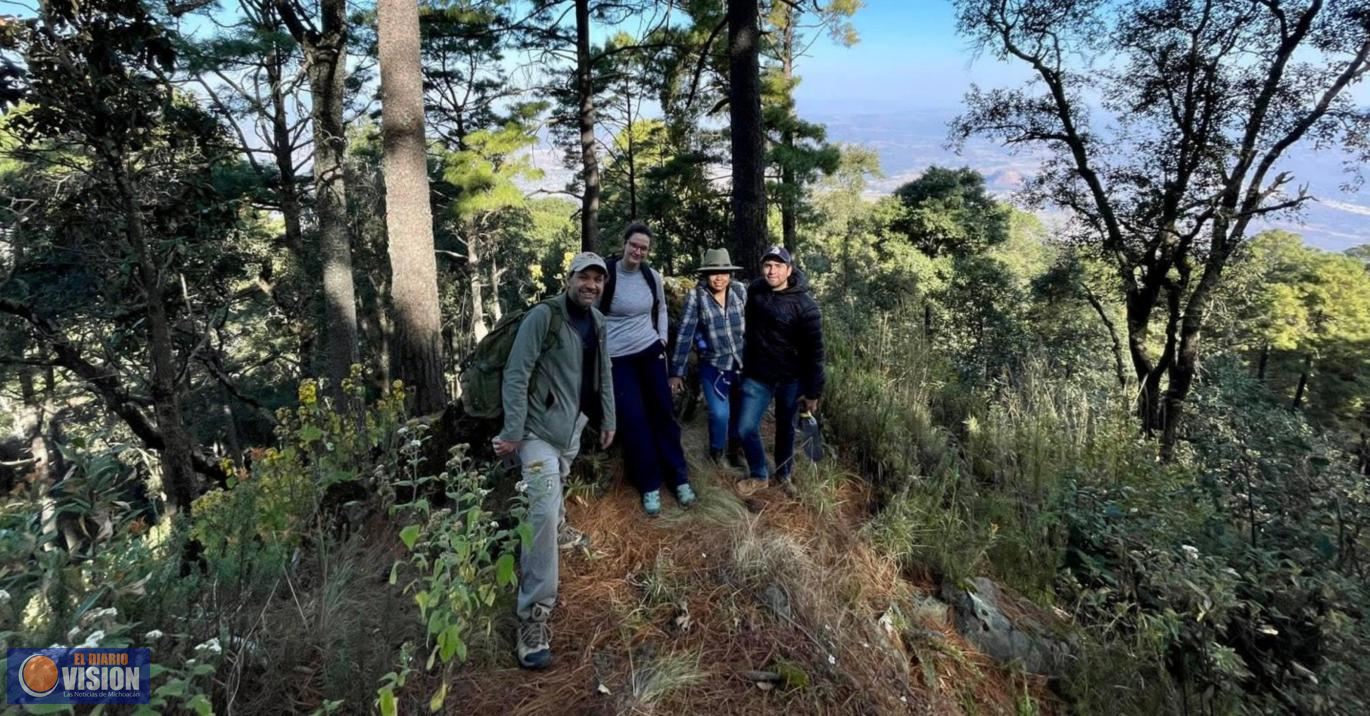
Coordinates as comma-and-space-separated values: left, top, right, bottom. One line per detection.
669, 247, 747, 469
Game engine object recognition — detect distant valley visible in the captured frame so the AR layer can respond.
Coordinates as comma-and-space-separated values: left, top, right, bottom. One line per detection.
810, 108, 1370, 253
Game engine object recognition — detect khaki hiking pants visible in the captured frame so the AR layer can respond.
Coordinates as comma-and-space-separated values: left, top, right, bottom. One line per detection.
516, 414, 588, 621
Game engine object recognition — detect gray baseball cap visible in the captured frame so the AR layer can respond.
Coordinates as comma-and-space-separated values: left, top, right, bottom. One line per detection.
569, 251, 607, 275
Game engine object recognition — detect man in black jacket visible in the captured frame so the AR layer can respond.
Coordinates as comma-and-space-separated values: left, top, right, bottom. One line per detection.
735, 245, 825, 496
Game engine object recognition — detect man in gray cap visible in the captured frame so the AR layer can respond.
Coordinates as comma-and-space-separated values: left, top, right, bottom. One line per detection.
494, 251, 616, 669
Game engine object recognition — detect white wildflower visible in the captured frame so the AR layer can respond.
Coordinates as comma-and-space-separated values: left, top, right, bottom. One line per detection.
490, 521, 500, 529
194, 637, 223, 656
81, 607, 118, 625
79, 630, 106, 648
407, 439, 422, 450
827, 653, 837, 666
900, 696, 908, 704
397, 426, 410, 437
1181, 544, 1200, 560
144, 630, 164, 641
515, 480, 529, 493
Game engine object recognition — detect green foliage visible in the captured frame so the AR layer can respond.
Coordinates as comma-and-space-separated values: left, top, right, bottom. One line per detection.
891, 166, 1010, 258
192, 369, 408, 564
1216, 231, 1370, 427
828, 286, 1370, 713
386, 443, 527, 705
441, 118, 544, 218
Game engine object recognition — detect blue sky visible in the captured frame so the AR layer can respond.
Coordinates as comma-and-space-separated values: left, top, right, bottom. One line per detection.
791, 1, 1369, 113
792, 2, 1030, 113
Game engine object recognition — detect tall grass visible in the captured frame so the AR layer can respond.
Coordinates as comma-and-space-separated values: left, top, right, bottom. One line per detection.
825, 307, 1139, 597
823, 304, 1370, 714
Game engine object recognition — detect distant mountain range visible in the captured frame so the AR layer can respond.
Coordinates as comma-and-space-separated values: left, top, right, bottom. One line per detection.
521, 108, 1369, 253
810, 109, 1370, 253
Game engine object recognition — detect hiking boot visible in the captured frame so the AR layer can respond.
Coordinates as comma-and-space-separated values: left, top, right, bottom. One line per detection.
735, 477, 768, 497
710, 449, 742, 473
642, 490, 662, 517
517, 604, 553, 669
777, 476, 799, 499
676, 482, 697, 508
558, 524, 590, 551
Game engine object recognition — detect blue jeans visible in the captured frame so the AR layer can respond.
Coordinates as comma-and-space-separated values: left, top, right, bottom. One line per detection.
698, 364, 741, 453
737, 377, 800, 480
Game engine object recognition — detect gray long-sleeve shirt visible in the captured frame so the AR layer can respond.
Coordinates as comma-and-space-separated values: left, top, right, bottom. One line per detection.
602, 263, 669, 358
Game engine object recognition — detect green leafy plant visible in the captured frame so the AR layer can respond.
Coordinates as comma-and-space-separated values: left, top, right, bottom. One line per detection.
385, 442, 529, 708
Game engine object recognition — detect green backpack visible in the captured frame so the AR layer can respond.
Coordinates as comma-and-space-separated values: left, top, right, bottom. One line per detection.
459, 299, 564, 420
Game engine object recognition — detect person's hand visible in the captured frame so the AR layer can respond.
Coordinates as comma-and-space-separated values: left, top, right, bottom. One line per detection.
800, 397, 819, 414
668, 377, 684, 395
600, 430, 616, 449
493, 438, 520, 457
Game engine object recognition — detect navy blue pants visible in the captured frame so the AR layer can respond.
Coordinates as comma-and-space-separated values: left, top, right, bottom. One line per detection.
612, 343, 689, 494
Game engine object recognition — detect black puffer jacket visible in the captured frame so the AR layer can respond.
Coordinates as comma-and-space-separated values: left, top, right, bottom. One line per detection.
742, 270, 826, 398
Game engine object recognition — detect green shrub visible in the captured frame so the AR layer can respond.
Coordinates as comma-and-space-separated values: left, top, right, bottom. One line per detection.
381, 442, 528, 711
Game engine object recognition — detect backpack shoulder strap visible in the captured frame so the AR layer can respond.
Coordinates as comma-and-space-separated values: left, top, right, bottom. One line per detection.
600, 256, 620, 314
644, 266, 662, 334
537, 298, 564, 352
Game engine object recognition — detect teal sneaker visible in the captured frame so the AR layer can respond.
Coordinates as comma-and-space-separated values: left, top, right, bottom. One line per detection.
676, 483, 697, 508
642, 490, 662, 517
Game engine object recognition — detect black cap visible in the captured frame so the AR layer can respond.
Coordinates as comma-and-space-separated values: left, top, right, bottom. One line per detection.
761, 244, 793, 265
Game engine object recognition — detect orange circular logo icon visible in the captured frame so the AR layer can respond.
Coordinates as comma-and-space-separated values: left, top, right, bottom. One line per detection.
20, 654, 59, 697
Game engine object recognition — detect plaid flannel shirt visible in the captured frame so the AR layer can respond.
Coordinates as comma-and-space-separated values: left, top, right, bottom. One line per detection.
670, 282, 746, 377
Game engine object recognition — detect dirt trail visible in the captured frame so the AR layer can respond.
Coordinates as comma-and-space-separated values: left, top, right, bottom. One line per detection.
442, 412, 1040, 715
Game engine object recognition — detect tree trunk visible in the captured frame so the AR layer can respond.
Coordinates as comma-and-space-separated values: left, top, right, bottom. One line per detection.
1082, 285, 1128, 389
1160, 249, 1226, 459
295, 0, 358, 398
728, 0, 768, 274
14, 346, 52, 491
265, 40, 315, 366
1124, 275, 1165, 433
111, 158, 199, 514
219, 382, 243, 460
1257, 343, 1270, 382
9, 233, 50, 491
268, 45, 305, 262
1292, 352, 1313, 410
374, 273, 393, 388
779, 17, 797, 253
379, 0, 447, 415
468, 234, 487, 343
575, 0, 600, 251
625, 88, 637, 220
489, 256, 503, 322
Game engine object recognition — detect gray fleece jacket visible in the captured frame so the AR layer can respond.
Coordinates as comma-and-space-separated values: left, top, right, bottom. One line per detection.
499, 293, 616, 450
